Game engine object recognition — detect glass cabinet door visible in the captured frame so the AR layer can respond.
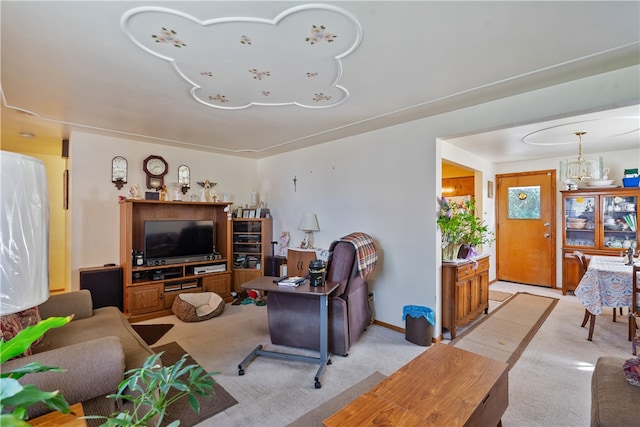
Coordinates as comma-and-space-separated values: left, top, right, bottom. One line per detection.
564, 195, 596, 247
602, 195, 638, 250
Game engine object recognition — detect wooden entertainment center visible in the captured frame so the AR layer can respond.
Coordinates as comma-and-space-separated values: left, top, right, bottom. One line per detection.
119, 200, 233, 322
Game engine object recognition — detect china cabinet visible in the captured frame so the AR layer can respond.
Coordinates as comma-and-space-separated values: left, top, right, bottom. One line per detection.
561, 187, 639, 295
232, 218, 272, 291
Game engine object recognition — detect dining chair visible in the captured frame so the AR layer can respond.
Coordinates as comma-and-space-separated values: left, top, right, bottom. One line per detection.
630, 264, 640, 355
575, 251, 622, 341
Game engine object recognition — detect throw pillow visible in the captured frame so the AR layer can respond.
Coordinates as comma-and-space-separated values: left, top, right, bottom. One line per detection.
0, 313, 31, 357
16, 306, 43, 347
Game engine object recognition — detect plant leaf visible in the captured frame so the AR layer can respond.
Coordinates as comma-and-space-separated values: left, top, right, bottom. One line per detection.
0, 316, 72, 363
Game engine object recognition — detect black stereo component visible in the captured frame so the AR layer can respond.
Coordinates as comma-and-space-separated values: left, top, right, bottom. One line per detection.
151, 270, 181, 281
132, 251, 144, 266
132, 271, 146, 281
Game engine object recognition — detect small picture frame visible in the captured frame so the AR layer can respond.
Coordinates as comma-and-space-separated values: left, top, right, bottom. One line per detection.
242, 210, 250, 218
248, 210, 256, 218
488, 181, 494, 199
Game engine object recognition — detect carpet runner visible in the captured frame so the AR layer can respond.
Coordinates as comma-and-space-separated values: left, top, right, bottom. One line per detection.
451, 292, 558, 369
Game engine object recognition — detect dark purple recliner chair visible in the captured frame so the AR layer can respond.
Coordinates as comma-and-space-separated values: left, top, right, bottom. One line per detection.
267, 234, 376, 356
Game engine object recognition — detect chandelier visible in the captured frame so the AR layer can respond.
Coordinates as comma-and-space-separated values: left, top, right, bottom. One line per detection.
563, 131, 601, 182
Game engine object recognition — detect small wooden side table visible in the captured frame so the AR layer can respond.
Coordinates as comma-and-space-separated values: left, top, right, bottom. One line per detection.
323, 343, 509, 427
30, 403, 86, 427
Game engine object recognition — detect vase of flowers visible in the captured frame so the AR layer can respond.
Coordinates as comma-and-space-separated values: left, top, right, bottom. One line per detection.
437, 197, 494, 261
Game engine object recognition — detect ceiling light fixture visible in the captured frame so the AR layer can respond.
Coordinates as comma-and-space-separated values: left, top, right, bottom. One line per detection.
562, 131, 602, 183
19, 132, 35, 139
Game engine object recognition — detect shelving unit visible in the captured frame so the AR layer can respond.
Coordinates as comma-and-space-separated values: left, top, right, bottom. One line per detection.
232, 218, 272, 291
119, 200, 233, 321
561, 187, 639, 295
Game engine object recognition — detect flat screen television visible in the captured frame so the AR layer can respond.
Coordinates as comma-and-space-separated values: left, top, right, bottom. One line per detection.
143, 220, 214, 265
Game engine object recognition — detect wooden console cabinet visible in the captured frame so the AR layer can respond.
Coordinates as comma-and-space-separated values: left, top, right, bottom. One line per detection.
442, 255, 490, 339
120, 200, 233, 322
287, 248, 317, 277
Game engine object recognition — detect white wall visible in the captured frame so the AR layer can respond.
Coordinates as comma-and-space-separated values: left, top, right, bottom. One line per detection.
68, 132, 258, 289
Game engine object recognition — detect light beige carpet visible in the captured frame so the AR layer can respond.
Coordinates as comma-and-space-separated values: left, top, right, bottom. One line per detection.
488, 289, 513, 302
286, 371, 386, 427
451, 292, 558, 368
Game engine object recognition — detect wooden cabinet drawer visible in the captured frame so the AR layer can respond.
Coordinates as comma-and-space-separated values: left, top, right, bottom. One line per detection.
457, 264, 476, 281
476, 257, 490, 272
456, 257, 490, 281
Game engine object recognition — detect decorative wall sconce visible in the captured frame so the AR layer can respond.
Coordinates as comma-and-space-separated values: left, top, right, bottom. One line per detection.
178, 165, 190, 194
111, 156, 128, 190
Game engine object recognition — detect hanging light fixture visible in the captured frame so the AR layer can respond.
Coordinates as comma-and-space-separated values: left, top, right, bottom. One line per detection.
563, 131, 601, 182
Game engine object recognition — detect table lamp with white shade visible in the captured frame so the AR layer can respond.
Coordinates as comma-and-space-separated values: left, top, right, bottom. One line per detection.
0, 151, 50, 315
298, 213, 320, 249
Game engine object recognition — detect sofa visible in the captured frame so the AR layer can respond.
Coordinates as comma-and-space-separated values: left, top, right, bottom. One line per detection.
2, 290, 155, 419
267, 233, 378, 356
590, 356, 640, 427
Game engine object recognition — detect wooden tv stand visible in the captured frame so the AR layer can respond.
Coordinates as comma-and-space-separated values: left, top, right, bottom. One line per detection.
119, 200, 233, 322
323, 343, 508, 427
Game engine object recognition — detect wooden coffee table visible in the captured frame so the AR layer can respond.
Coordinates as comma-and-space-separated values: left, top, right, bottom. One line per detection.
30, 403, 86, 427
323, 343, 508, 427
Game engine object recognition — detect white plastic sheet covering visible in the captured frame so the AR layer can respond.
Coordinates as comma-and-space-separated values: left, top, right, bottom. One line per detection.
0, 151, 50, 315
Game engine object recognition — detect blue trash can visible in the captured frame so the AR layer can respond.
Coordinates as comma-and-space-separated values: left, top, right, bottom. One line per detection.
403, 305, 434, 346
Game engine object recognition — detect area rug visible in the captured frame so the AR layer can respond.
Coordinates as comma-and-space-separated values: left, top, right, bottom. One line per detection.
451, 292, 558, 369
152, 341, 238, 426
131, 323, 174, 346
286, 371, 386, 427
489, 290, 513, 302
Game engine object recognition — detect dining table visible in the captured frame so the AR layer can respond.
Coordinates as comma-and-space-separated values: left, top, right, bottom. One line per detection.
574, 255, 635, 316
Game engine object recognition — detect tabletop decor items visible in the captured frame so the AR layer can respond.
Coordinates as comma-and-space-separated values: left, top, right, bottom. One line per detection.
437, 197, 494, 261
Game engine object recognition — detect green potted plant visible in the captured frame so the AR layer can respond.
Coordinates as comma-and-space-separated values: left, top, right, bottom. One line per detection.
92, 352, 218, 427
437, 197, 494, 260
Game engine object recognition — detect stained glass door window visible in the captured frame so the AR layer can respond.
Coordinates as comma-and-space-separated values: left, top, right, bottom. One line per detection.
507, 186, 540, 219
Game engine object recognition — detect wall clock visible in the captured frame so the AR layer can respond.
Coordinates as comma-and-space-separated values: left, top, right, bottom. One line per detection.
111, 156, 128, 190
143, 155, 168, 190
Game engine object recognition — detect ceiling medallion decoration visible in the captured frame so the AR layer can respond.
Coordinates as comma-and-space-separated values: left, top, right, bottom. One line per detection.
151, 27, 186, 47
121, 4, 363, 110
305, 25, 337, 44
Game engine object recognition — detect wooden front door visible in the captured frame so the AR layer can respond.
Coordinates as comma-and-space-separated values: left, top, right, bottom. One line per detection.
496, 170, 556, 287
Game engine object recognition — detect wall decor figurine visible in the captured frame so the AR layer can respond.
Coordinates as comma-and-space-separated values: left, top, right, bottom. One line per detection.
279, 231, 290, 256
197, 180, 217, 202
128, 184, 141, 200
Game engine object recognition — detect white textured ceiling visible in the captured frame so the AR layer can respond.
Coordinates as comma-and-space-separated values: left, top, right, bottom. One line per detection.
2, 1, 639, 160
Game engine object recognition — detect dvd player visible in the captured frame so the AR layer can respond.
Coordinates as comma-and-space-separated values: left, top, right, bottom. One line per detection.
194, 264, 226, 274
